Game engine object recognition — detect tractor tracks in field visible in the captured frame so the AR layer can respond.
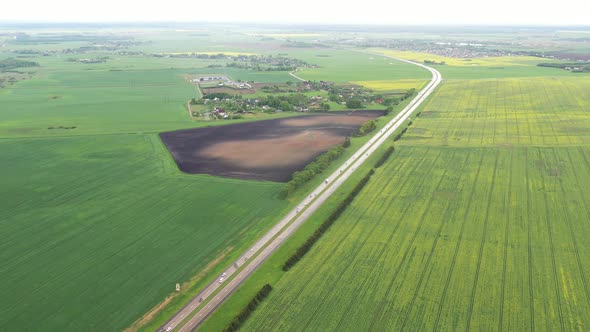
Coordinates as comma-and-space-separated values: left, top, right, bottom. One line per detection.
433, 151, 486, 332
157, 54, 442, 332
398, 151, 472, 331
570, 148, 590, 306
525, 148, 536, 331
539, 149, 566, 332
296, 148, 420, 331
367, 150, 446, 331
466, 149, 500, 330
498, 150, 514, 332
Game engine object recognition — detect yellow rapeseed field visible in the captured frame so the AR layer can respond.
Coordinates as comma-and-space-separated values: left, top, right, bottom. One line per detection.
352, 79, 427, 91
372, 49, 544, 67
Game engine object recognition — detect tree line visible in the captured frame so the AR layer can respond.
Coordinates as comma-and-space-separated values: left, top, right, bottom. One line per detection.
223, 284, 273, 332
537, 62, 589, 69
0, 58, 39, 70
401, 88, 416, 101
354, 120, 377, 137
393, 127, 408, 141
393, 120, 412, 141
537, 62, 590, 72
374, 146, 395, 168
279, 145, 347, 199
424, 60, 446, 65
282, 169, 376, 271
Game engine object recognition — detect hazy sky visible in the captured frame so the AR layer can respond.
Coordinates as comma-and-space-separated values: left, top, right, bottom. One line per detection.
2, 0, 590, 25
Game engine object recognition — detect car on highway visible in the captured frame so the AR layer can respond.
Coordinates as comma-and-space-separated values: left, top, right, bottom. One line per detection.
219, 277, 224, 283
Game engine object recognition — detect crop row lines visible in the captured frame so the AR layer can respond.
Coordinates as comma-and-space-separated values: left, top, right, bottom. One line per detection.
302, 147, 432, 330
399, 150, 471, 330
498, 149, 514, 331
245, 146, 425, 331
538, 149, 566, 331
257, 148, 418, 330
432, 150, 486, 331
465, 149, 500, 330
562, 148, 590, 307
331, 147, 430, 330
368, 149, 448, 330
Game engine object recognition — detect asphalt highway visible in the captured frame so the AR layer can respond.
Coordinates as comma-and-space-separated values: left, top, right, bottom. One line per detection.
158, 54, 442, 332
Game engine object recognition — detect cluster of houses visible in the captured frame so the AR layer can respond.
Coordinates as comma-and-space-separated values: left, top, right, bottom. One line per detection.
309, 95, 325, 108
153, 53, 314, 71
564, 66, 587, 72
213, 107, 229, 119
226, 54, 313, 70
202, 94, 327, 115
78, 58, 107, 64
194, 76, 252, 89
301, 80, 331, 90
345, 38, 519, 58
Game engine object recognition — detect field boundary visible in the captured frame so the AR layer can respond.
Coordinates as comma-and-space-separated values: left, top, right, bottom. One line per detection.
158, 54, 442, 332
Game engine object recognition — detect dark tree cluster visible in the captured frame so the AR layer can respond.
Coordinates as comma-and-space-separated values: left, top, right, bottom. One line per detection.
342, 136, 351, 148
537, 62, 590, 72
424, 60, 446, 65
345, 98, 362, 109
223, 284, 273, 332
401, 88, 416, 101
280, 146, 347, 198
354, 120, 377, 137
203, 92, 233, 100
0, 58, 39, 70
393, 127, 408, 141
374, 146, 395, 168
282, 169, 376, 271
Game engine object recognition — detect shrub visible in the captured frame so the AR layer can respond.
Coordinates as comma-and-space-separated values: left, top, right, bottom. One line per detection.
374, 146, 395, 168
342, 136, 351, 148
354, 120, 376, 137
282, 169, 375, 271
280, 146, 346, 198
223, 284, 273, 332
346, 99, 362, 109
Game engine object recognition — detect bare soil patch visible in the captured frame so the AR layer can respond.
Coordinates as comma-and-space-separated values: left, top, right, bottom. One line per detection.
281, 113, 377, 127
251, 82, 288, 89
548, 52, 590, 61
160, 110, 383, 182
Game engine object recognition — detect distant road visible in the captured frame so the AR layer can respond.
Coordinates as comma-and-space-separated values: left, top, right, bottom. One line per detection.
158, 54, 442, 332
289, 69, 306, 81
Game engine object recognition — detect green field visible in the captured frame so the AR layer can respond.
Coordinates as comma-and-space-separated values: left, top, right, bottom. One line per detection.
407, 77, 590, 147
231, 77, 590, 330
373, 49, 590, 80
0, 29, 432, 331
0, 134, 289, 331
0, 30, 300, 331
4, 25, 590, 332
294, 49, 430, 82
0, 56, 298, 138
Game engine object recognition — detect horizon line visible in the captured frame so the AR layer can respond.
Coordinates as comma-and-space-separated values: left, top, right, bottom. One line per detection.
1, 20, 590, 28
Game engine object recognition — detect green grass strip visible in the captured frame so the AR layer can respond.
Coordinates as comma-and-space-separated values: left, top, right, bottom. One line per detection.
223, 284, 273, 332
282, 169, 375, 271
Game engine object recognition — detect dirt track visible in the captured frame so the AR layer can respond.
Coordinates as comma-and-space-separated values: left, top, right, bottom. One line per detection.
160, 111, 383, 182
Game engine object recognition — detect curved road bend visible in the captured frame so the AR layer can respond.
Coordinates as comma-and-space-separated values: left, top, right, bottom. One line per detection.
158, 55, 442, 332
